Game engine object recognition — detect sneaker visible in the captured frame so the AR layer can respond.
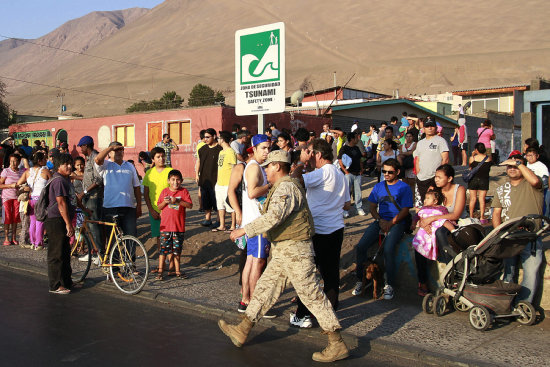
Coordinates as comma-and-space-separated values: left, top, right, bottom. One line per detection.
92, 256, 100, 266
35, 245, 45, 251
79, 254, 90, 262
343, 211, 350, 218
20, 243, 32, 249
357, 208, 366, 216
263, 312, 277, 319
351, 281, 363, 296
289, 312, 312, 328
237, 302, 248, 313
200, 220, 212, 227
383, 284, 394, 300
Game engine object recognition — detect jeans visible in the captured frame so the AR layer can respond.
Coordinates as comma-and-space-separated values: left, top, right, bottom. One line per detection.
503, 238, 543, 304
355, 219, 407, 287
296, 228, 344, 318
83, 195, 103, 255
346, 173, 362, 210
103, 206, 137, 260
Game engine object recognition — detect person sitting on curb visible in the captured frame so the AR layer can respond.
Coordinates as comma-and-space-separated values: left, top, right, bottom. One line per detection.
494, 154, 544, 303
219, 150, 350, 363
351, 158, 413, 300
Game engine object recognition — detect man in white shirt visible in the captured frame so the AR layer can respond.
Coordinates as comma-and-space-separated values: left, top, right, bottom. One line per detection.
413, 118, 449, 206
95, 142, 142, 237
291, 139, 351, 328
230, 130, 247, 163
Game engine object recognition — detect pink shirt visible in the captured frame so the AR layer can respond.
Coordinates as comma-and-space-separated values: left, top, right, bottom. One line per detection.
1, 167, 25, 202
477, 127, 493, 149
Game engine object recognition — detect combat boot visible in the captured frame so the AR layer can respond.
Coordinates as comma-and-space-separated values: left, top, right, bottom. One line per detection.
312, 330, 350, 362
218, 316, 254, 347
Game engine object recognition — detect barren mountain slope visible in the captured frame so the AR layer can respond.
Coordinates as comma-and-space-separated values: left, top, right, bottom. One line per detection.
3, 0, 549, 116
0, 8, 149, 93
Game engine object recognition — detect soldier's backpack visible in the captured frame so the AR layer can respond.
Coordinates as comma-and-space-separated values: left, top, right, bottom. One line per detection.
35, 176, 62, 222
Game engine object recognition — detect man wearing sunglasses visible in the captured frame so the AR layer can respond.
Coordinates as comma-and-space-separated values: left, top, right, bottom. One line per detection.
492, 154, 543, 303
352, 158, 413, 300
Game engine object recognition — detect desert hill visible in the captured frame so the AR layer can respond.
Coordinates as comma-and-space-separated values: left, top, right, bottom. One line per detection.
2, 0, 550, 117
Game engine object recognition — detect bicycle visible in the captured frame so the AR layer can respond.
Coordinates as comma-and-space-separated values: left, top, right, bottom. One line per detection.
69, 215, 149, 295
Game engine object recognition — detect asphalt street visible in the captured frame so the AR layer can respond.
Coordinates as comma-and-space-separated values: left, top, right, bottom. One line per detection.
0, 267, 422, 367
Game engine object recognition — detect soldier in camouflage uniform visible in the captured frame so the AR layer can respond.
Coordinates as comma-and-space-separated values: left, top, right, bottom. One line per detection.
218, 150, 349, 363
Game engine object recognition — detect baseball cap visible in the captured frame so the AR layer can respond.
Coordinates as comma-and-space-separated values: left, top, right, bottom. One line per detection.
77, 136, 94, 146
508, 150, 521, 158
423, 120, 437, 128
261, 150, 291, 167
252, 134, 269, 147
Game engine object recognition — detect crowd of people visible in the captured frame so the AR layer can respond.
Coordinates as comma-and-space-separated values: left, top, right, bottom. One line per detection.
1, 113, 548, 362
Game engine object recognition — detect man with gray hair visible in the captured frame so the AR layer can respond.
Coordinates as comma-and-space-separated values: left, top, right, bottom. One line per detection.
95, 142, 142, 237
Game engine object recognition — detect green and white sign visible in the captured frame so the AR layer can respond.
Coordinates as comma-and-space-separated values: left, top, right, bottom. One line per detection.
235, 22, 285, 116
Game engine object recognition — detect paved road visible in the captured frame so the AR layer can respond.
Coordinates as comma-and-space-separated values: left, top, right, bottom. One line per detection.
0, 267, 422, 367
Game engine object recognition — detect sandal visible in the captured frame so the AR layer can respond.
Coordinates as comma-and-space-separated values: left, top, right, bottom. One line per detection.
2, 240, 11, 246
49, 287, 71, 295
211, 227, 227, 232
156, 273, 164, 281
175, 272, 188, 279
150, 268, 159, 274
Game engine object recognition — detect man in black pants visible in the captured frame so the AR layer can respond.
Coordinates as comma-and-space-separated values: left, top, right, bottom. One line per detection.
291, 139, 351, 328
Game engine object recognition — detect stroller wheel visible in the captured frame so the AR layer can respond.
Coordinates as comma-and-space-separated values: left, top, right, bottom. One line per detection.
516, 301, 536, 325
453, 297, 470, 312
422, 293, 435, 314
469, 306, 493, 331
434, 295, 447, 317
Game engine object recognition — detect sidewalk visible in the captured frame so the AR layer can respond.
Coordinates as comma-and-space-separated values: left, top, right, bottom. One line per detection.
1, 168, 549, 366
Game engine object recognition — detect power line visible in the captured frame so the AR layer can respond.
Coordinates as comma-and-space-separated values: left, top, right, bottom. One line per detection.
0, 34, 233, 84
0, 75, 233, 103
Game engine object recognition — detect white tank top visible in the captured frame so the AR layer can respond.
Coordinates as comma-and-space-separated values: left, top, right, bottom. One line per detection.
242, 160, 267, 227
27, 166, 47, 198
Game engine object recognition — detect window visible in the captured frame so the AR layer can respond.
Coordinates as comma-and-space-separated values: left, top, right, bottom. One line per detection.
168, 121, 191, 145
114, 125, 135, 147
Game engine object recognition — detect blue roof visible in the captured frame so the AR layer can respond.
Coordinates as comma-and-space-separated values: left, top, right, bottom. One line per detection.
331, 99, 458, 126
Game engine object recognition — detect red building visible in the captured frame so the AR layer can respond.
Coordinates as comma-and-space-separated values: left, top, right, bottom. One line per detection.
9, 106, 330, 177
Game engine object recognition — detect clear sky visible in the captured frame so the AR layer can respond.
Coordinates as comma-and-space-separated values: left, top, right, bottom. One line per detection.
0, 0, 165, 39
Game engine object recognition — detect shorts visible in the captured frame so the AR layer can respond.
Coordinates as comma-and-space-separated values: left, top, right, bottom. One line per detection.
200, 183, 217, 211
468, 176, 489, 191
160, 231, 184, 255
3, 199, 20, 225
460, 142, 469, 151
246, 234, 270, 259
215, 184, 234, 213
149, 212, 161, 238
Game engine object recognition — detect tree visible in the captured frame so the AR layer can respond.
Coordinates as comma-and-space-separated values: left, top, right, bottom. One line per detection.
188, 83, 225, 107
126, 90, 183, 113
0, 79, 12, 128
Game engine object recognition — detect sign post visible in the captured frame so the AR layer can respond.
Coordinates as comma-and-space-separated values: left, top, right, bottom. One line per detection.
235, 22, 285, 132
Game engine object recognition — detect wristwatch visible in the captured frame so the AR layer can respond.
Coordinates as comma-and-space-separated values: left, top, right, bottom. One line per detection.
515, 160, 523, 167
83, 190, 88, 196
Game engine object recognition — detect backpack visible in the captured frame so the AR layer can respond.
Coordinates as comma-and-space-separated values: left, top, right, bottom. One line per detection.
35, 176, 62, 222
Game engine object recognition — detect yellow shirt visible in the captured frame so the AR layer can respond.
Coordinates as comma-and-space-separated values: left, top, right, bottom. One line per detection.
217, 147, 237, 186
142, 166, 173, 213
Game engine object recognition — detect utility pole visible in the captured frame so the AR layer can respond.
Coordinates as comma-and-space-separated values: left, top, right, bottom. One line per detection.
57, 91, 65, 115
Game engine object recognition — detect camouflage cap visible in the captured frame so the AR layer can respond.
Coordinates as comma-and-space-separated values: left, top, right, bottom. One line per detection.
261, 150, 291, 167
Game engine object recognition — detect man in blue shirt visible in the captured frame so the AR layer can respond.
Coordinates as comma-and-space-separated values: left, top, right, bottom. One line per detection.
351, 158, 413, 300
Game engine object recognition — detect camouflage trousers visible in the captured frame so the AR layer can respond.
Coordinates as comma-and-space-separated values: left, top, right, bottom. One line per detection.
245, 239, 342, 332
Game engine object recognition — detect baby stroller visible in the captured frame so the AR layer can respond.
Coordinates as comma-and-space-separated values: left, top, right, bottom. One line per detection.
422, 215, 550, 331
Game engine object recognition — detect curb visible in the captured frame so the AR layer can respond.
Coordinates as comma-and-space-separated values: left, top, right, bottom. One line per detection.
1, 259, 497, 367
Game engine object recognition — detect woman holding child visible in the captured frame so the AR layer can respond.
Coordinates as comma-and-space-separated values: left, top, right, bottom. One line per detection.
413, 164, 466, 296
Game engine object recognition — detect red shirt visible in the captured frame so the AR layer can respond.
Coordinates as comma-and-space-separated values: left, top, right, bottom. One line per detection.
157, 187, 192, 232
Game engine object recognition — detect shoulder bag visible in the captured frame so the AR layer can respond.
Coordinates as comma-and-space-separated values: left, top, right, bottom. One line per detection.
383, 181, 412, 233
462, 155, 488, 183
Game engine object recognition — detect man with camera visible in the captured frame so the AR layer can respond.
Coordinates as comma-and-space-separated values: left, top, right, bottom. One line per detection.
156, 134, 179, 167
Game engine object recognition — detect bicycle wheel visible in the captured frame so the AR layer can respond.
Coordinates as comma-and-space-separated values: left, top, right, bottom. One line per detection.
70, 232, 92, 283
109, 235, 149, 295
